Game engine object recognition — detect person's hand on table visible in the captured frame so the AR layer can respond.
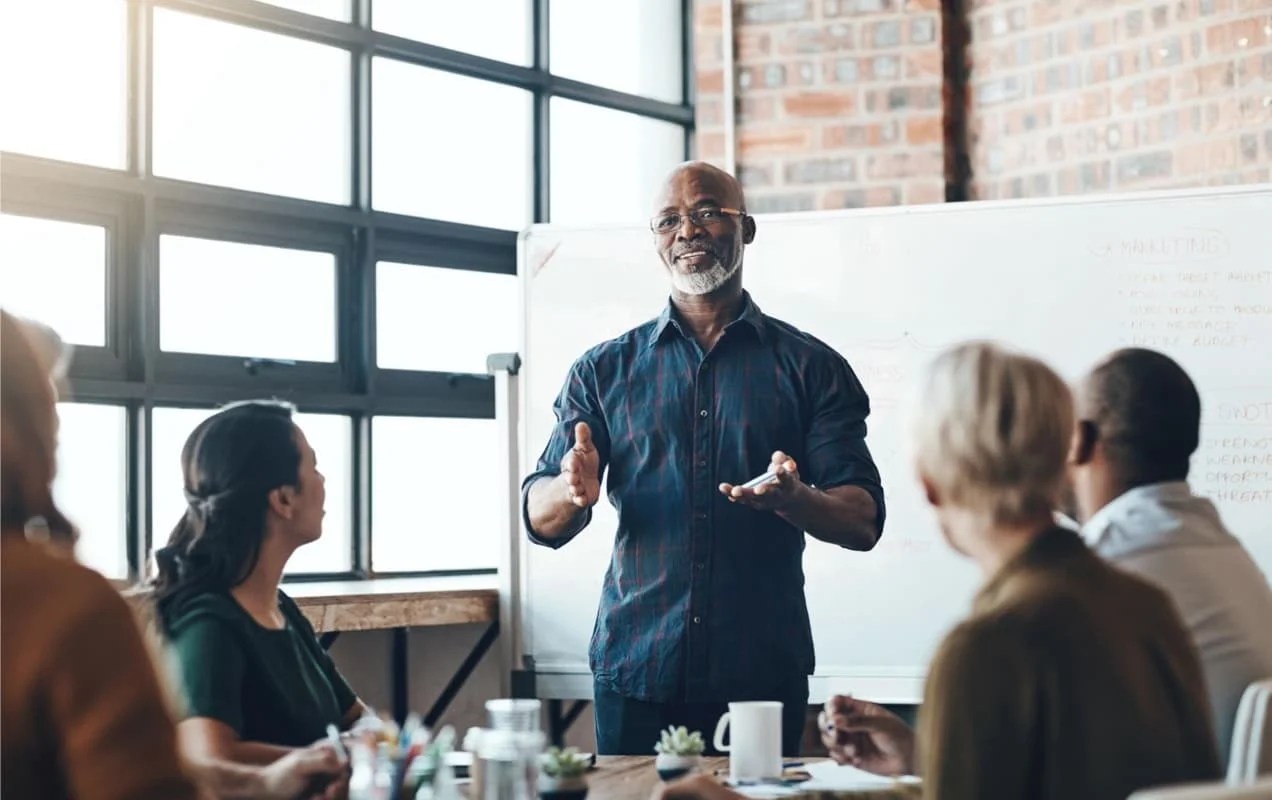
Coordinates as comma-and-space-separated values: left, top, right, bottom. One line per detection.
259, 742, 348, 800
819, 695, 916, 777
652, 773, 747, 800
719, 450, 804, 511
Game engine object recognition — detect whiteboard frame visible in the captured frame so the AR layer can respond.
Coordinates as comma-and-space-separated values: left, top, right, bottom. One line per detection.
510, 183, 1272, 704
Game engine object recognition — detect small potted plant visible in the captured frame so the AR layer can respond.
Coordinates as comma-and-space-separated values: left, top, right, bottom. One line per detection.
539, 747, 590, 800
654, 726, 705, 781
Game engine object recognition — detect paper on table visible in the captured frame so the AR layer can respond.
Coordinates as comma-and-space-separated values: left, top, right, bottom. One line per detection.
803, 760, 920, 789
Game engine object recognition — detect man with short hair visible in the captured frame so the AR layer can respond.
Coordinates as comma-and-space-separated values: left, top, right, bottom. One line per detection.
1069, 347, 1272, 765
522, 162, 885, 755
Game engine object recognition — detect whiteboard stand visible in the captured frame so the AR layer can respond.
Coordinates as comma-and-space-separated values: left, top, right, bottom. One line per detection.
489, 352, 525, 700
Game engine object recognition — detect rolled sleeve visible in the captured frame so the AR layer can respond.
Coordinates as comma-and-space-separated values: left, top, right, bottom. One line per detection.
522, 355, 610, 548
803, 354, 886, 535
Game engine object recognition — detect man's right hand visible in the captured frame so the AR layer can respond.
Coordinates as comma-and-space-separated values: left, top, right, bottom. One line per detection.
560, 421, 601, 508
819, 695, 916, 777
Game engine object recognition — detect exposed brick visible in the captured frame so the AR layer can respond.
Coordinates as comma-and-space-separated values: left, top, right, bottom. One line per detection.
823, 121, 898, 148
739, 0, 813, 25
737, 32, 772, 59
695, 0, 723, 27
906, 115, 944, 145
829, 58, 860, 83
905, 48, 942, 79
782, 23, 855, 55
785, 157, 857, 183
872, 55, 902, 80
698, 132, 726, 159
905, 182, 945, 204
748, 193, 817, 214
783, 91, 857, 117
1206, 17, 1266, 53
870, 20, 903, 48
822, 186, 902, 208
697, 99, 723, 127
910, 17, 937, 45
866, 151, 943, 180
977, 76, 1026, 106
1240, 133, 1260, 163
1117, 151, 1174, 183
739, 164, 774, 188
823, 0, 894, 15
738, 126, 815, 155
697, 69, 725, 94
739, 96, 777, 122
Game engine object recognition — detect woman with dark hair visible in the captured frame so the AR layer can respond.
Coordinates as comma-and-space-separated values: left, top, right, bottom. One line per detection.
154, 400, 366, 764
1, 311, 346, 800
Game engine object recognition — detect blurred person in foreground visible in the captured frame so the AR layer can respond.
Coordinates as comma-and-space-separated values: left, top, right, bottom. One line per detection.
657, 341, 1220, 800
0, 310, 345, 800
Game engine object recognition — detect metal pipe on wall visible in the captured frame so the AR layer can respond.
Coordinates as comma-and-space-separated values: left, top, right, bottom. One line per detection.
721, 0, 737, 176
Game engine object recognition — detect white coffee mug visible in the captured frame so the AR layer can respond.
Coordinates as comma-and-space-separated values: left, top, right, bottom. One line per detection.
713, 701, 783, 783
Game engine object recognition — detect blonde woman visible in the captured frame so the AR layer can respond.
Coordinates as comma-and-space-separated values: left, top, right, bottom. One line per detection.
661, 342, 1221, 800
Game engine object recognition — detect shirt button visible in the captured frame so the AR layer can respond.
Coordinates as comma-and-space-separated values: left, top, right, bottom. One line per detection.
695, 562, 705, 570
699, 409, 709, 417
694, 511, 707, 520
693, 616, 702, 624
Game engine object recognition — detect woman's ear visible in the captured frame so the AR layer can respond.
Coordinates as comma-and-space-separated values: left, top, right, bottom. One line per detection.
267, 485, 297, 520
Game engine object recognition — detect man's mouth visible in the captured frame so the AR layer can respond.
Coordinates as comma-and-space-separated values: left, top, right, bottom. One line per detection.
674, 249, 715, 267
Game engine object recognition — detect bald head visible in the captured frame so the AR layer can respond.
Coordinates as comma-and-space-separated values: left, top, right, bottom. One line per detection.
1077, 348, 1200, 484
652, 161, 755, 298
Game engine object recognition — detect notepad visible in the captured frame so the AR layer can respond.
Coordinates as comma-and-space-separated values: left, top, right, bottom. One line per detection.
802, 760, 921, 790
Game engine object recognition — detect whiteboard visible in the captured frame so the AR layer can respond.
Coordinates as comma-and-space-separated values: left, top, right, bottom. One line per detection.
516, 185, 1272, 702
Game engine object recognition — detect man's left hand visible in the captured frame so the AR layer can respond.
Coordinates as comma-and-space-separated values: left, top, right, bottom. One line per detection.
719, 451, 804, 511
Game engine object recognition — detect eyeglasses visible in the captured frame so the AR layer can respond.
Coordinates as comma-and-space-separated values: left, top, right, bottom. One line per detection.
649, 207, 745, 234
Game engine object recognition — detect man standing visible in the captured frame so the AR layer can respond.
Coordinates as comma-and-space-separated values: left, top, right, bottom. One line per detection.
1069, 348, 1272, 765
522, 162, 884, 755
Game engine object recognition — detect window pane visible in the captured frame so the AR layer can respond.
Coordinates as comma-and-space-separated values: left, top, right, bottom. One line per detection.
371, 416, 499, 572
0, 214, 107, 347
373, 0, 529, 65
550, 0, 682, 102
372, 59, 531, 229
54, 403, 128, 579
376, 263, 517, 373
159, 235, 336, 362
153, 9, 350, 204
259, 0, 351, 20
550, 99, 684, 225
151, 407, 352, 575
0, 0, 126, 168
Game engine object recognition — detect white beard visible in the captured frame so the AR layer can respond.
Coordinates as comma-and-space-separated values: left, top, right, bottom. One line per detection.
670, 258, 739, 296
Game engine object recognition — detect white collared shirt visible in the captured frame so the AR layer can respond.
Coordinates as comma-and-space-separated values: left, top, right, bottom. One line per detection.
1082, 481, 1272, 766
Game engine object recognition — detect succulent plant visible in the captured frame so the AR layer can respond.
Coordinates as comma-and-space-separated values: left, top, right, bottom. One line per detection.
542, 747, 590, 778
654, 726, 705, 756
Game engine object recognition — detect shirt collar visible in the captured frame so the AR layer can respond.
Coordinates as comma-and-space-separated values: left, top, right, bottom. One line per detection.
647, 291, 769, 349
1079, 480, 1193, 549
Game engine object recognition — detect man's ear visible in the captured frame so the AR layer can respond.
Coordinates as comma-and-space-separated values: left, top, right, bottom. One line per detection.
267, 485, 297, 521
1071, 420, 1099, 467
919, 472, 941, 509
742, 214, 757, 245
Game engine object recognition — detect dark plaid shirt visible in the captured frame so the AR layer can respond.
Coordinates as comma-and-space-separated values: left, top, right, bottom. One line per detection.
522, 293, 885, 703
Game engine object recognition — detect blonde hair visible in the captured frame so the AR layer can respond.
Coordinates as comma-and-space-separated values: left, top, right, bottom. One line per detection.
910, 341, 1073, 526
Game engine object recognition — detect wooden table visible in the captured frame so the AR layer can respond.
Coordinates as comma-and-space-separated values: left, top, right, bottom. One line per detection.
586, 757, 921, 800
126, 576, 499, 727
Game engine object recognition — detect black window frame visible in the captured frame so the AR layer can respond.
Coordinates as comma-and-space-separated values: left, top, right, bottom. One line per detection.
0, 0, 694, 582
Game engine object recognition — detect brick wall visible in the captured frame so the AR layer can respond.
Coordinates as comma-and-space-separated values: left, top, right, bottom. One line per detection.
968, 0, 1272, 199
694, 0, 947, 212
694, 0, 1271, 207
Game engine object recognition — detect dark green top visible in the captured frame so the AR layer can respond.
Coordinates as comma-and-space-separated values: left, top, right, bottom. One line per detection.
165, 590, 357, 747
